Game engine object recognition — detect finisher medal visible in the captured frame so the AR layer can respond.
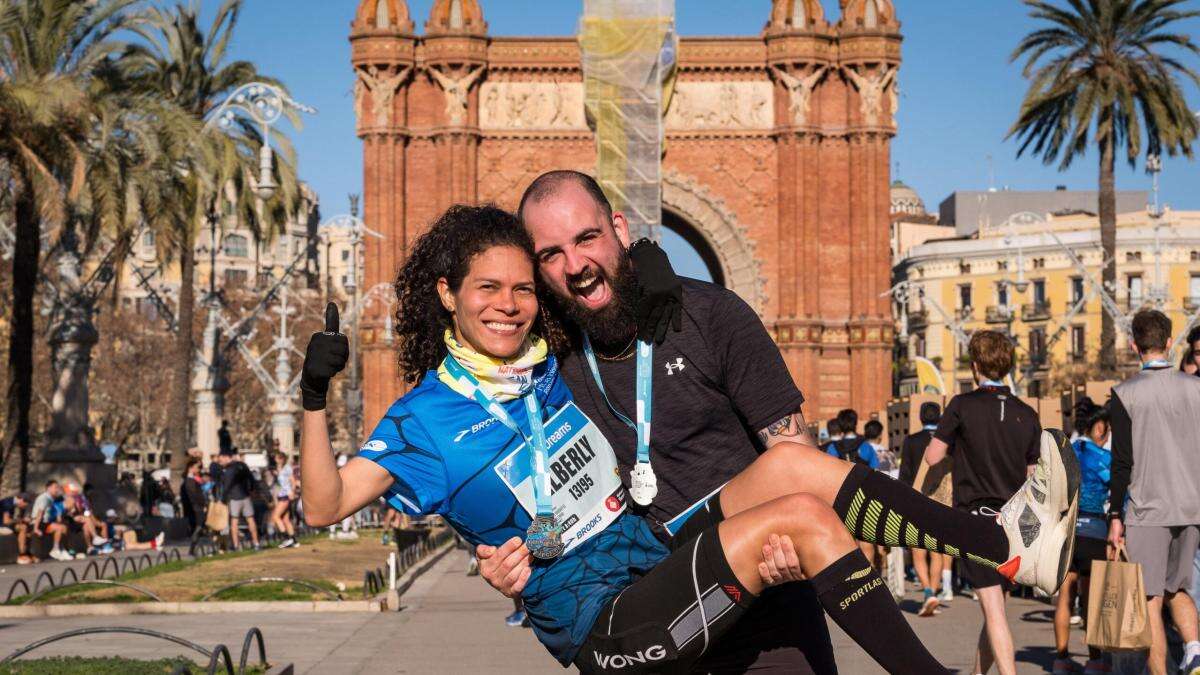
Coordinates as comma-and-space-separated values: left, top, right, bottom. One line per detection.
525, 515, 564, 560
629, 461, 658, 507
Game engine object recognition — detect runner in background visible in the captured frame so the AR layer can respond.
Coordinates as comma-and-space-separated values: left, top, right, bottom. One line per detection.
271, 452, 298, 549
1053, 398, 1111, 675
899, 401, 955, 617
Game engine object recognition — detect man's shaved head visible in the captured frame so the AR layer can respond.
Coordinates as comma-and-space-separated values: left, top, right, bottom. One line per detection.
518, 170, 612, 222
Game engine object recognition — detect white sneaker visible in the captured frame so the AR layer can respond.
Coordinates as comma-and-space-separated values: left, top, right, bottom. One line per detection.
936, 587, 953, 603
995, 429, 1080, 595
49, 548, 71, 561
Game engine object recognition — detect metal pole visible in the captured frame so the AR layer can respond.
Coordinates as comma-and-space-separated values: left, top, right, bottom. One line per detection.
347, 196, 363, 451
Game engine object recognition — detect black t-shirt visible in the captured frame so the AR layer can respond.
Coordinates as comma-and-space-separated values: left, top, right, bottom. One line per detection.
934, 386, 1040, 509
897, 429, 953, 494
0, 497, 19, 521
220, 461, 254, 501
558, 278, 805, 527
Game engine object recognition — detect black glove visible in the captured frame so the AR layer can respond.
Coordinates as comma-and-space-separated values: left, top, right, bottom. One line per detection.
629, 238, 683, 344
300, 303, 350, 411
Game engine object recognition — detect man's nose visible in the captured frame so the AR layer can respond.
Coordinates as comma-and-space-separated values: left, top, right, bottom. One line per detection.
562, 248, 589, 277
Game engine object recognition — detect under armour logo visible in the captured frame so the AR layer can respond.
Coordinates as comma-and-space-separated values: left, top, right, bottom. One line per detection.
665, 358, 685, 375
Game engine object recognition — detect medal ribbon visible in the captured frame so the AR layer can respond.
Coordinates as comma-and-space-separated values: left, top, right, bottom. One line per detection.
442, 356, 553, 519
581, 336, 655, 503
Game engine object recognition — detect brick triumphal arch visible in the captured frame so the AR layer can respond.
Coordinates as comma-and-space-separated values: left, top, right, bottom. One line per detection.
351, 0, 900, 432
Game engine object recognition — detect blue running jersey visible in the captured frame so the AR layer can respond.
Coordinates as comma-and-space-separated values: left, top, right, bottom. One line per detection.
1072, 438, 1112, 517
358, 356, 668, 665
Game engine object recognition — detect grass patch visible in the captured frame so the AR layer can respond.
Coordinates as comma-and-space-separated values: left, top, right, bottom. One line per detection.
0, 656, 268, 674
200, 579, 342, 602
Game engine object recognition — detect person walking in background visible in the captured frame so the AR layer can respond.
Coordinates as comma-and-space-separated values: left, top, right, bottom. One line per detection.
181, 458, 208, 553
864, 419, 895, 476
1107, 310, 1200, 675
825, 408, 880, 469
1053, 398, 1112, 675
821, 418, 842, 455
271, 451, 298, 549
920, 331, 1051, 675
216, 450, 260, 550
899, 401, 955, 617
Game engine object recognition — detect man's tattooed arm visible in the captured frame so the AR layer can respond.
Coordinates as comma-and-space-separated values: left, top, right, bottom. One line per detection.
756, 410, 818, 448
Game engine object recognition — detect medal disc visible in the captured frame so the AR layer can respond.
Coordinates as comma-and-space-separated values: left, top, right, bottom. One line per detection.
629, 462, 658, 506
526, 515, 564, 560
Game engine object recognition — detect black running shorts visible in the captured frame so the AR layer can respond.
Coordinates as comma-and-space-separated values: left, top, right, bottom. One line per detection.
573, 527, 754, 674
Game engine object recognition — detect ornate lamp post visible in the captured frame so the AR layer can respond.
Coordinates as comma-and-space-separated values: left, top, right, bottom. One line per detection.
317, 198, 382, 451
192, 82, 315, 461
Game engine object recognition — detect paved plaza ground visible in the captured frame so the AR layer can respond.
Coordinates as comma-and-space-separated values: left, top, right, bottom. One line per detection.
0, 548, 1105, 673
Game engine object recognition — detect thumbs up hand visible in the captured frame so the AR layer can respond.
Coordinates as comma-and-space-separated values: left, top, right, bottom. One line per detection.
301, 302, 350, 411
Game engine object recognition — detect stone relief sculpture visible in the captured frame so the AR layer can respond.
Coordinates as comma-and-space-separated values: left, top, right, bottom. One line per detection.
428, 65, 485, 126
478, 82, 586, 130
355, 65, 411, 127
771, 65, 828, 126
842, 64, 896, 126
664, 81, 773, 130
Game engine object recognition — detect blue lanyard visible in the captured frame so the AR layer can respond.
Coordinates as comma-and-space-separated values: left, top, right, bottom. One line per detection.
1142, 359, 1171, 370
581, 336, 657, 504
580, 336, 653, 464
442, 356, 553, 518
979, 379, 1006, 388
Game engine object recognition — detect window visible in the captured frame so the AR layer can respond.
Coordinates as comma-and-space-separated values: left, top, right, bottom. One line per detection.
223, 234, 249, 258
1032, 257, 1046, 269
341, 249, 350, 262
958, 284, 972, 310
1071, 325, 1086, 360
996, 283, 1009, 307
913, 332, 926, 358
1125, 251, 1143, 263
135, 297, 158, 321
1070, 277, 1085, 304
141, 231, 155, 249
1191, 251, 1200, 263
1033, 279, 1046, 305
1127, 275, 1144, 306
224, 268, 249, 287
1190, 274, 1200, 303
1029, 328, 1047, 364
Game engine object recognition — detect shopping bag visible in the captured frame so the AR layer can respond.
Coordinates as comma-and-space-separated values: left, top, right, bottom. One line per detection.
205, 500, 230, 532
1086, 545, 1153, 652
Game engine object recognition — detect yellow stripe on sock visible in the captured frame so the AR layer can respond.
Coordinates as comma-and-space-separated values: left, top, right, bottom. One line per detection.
883, 510, 902, 547
945, 544, 960, 558
967, 553, 1000, 570
862, 500, 883, 542
843, 489, 865, 531
924, 533, 939, 552
905, 522, 919, 548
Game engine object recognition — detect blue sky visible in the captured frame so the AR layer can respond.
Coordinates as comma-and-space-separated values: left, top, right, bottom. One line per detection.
221, 1, 1200, 279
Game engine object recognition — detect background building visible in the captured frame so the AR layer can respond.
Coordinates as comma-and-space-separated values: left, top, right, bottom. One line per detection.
895, 205, 1200, 397
939, 187, 1148, 237
352, 0, 903, 429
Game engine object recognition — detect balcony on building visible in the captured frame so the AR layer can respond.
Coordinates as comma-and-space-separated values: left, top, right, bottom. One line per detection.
1022, 301, 1052, 322
985, 305, 1014, 324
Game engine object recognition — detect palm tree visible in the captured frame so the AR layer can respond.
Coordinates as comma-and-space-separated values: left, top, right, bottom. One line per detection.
1009, 0, 1199, 374
121, 0, 301, 476
0, 0, 140, 489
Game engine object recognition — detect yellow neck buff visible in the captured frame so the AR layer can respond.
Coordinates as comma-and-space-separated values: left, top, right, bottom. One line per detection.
437, 329, 549, 402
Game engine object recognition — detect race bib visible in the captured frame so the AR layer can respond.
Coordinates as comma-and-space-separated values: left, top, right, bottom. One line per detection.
494, 402, 626, 554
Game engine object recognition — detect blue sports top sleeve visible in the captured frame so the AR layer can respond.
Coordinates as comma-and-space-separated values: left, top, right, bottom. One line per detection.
358, 402, 449, 516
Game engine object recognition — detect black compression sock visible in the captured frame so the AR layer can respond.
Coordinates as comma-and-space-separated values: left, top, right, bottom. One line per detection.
833, 464, 1009, 569
811, 549, 950, 674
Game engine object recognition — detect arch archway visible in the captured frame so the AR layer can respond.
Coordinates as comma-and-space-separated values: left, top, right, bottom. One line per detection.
660, 172, 763, 313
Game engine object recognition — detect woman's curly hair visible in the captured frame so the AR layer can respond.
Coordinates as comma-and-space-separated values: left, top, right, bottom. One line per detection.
393, 204, 568, 383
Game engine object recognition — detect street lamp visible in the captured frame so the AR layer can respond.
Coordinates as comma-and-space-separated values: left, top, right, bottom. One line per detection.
208, 82, 315, 202
317, 198, 383, 450
191, 82, 316, 462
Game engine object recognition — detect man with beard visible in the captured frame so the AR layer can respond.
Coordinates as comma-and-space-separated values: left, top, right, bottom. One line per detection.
478, 170, 839, 673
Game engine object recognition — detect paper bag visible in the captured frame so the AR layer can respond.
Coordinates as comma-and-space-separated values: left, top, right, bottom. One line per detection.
205, 500, 230, 532
1086, 547, 1153, 652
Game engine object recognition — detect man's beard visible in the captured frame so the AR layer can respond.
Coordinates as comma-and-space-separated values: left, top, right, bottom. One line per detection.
549, 249, 637, 350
